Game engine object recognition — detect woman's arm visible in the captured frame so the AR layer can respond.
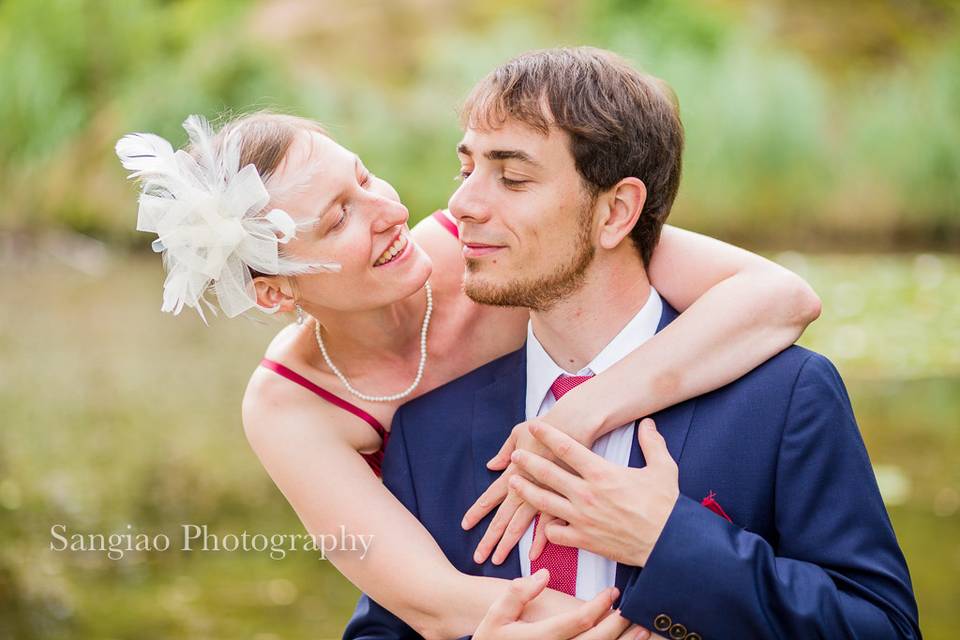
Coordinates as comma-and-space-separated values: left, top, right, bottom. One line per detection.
241, 372, 578, 639
464, 225, 821, 563
549, 223, 821, 438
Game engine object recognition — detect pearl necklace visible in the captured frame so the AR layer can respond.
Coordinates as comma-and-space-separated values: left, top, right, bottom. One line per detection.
314, 281, 432, 402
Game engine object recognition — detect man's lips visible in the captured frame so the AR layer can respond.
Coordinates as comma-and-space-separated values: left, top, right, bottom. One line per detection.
461, 242, 505, 258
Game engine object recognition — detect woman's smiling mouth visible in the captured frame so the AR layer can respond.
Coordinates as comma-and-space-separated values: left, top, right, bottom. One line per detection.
374, 233, 410, 267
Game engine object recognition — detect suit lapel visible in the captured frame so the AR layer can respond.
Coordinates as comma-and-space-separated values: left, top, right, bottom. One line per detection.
471, 348, 527, 579
615, 301, 697, 592
613, 397, 697, 591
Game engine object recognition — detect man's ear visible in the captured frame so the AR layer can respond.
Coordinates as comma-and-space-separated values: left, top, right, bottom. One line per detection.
598, 177, 646, 250
253, 276, 297, 313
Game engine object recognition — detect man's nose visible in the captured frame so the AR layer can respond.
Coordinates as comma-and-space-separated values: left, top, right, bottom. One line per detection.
448, 176, 490, 225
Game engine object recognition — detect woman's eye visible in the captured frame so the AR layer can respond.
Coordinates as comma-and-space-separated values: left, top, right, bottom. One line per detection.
332, 205, 347, 229
455, 169, 472, 181
360, 172, 372, 187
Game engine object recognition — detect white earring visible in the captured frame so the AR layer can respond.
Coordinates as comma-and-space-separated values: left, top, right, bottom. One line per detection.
295, 304, 304, 325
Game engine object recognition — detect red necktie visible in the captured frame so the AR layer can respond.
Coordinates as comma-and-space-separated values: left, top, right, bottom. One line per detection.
530, 373, 594, 596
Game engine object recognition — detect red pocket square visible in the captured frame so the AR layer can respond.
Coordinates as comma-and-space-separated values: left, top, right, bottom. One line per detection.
701, 491, 733, 523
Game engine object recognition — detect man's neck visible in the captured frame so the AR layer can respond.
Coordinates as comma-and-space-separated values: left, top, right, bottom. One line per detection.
530, 251, 651, 373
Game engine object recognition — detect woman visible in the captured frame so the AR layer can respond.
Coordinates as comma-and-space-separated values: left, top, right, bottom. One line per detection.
117, 112, 820, 639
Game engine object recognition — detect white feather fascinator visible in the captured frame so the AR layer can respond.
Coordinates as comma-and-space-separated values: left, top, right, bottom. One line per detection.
116, 115, 340, 323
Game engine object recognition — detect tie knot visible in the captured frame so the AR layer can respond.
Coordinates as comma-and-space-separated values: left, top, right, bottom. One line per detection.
550, 374, 594, 400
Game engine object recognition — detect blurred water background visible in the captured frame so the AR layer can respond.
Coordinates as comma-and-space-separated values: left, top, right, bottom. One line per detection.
1, 0, 957, 638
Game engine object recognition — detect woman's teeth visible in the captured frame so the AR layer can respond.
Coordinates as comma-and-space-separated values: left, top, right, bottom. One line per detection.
374, 235, 407, 266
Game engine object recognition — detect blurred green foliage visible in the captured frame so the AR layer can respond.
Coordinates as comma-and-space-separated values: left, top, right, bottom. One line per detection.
0, 0, 958, 247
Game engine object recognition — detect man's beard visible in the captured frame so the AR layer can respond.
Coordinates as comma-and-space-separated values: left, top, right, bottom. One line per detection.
463, 199, 596, 312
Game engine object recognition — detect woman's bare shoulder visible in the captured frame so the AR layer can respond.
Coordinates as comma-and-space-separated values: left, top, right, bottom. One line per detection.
242, 326, 380, 456
411, 210, 465, 292
242, 322, 306, 419
242, 368, 381, 461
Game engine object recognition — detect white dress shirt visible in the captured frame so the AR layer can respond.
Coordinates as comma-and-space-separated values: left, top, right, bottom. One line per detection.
519, 287, 663, 600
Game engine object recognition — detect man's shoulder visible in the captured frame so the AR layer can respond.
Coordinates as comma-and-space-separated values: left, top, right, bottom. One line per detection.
659, 302, 841, 396
396, 347, 524, 422
753, 344, 842, 385
701, 344, 847, 413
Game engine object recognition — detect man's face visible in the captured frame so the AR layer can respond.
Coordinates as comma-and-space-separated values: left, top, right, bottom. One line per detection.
448, 119, 598, 311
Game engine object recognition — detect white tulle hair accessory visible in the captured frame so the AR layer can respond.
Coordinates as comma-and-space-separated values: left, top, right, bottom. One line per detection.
116, 115, 340, 324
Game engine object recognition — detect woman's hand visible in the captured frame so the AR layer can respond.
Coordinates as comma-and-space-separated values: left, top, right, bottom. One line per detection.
462, 401, 600, 565
461, 420, 553, 565
474, 569, 649, 640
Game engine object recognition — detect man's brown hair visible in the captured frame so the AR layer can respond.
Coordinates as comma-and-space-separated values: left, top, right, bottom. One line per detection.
460, 47, 684, 267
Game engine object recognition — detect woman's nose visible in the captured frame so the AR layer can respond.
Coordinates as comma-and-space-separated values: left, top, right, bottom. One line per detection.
370, 194, 409, 233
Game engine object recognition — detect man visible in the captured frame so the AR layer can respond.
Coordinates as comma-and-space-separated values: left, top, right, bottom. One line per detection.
345, 47, 919, 639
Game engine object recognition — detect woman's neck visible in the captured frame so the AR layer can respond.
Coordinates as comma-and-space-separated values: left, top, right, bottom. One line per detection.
302, 285, 429, 377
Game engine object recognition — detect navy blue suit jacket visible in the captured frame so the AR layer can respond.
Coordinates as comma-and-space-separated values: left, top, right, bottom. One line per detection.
344, 303, 919, 639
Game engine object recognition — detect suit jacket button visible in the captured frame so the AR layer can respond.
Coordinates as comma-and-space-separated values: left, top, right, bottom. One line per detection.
653, 614, 672, 631
668, 623, 687, 639
685, 634, 702, 640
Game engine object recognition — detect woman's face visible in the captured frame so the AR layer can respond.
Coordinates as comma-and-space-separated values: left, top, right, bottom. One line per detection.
269, 131, 433, 312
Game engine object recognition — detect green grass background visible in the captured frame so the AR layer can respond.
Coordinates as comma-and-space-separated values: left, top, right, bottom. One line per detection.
2, 252, 957, 638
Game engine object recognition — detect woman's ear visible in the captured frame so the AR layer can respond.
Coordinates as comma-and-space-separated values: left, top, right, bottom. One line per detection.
598, 177, 647, 250
253, 276, 297, 313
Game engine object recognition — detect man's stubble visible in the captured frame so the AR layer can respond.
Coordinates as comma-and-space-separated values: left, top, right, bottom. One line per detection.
463, 193, 597, 312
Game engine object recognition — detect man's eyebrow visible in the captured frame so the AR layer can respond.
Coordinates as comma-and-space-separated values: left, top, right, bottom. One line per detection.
456, 143, 543, 169
485, 149, 542, 168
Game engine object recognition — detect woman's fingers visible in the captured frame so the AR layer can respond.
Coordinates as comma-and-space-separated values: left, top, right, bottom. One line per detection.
473, 491, 523, 563
614, 624, 651, 640
491, 501, 539, 564
485, 569, 551, 627
463, 469, 511, 530
529, 512, 555, 561
570, 609, 634, 640
526, 586, 619, 639
487, 429, 518, 471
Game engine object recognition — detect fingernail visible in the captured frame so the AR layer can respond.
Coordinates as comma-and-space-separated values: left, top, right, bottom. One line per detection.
461, 518, 469, 529
643, 419, 655, 431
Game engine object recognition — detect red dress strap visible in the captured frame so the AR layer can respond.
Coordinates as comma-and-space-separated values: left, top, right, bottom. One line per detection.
258, 358, 388, 476
431, 209, 459, 239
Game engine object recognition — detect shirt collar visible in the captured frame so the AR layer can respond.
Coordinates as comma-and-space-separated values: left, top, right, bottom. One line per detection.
524, 287, 663, 419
